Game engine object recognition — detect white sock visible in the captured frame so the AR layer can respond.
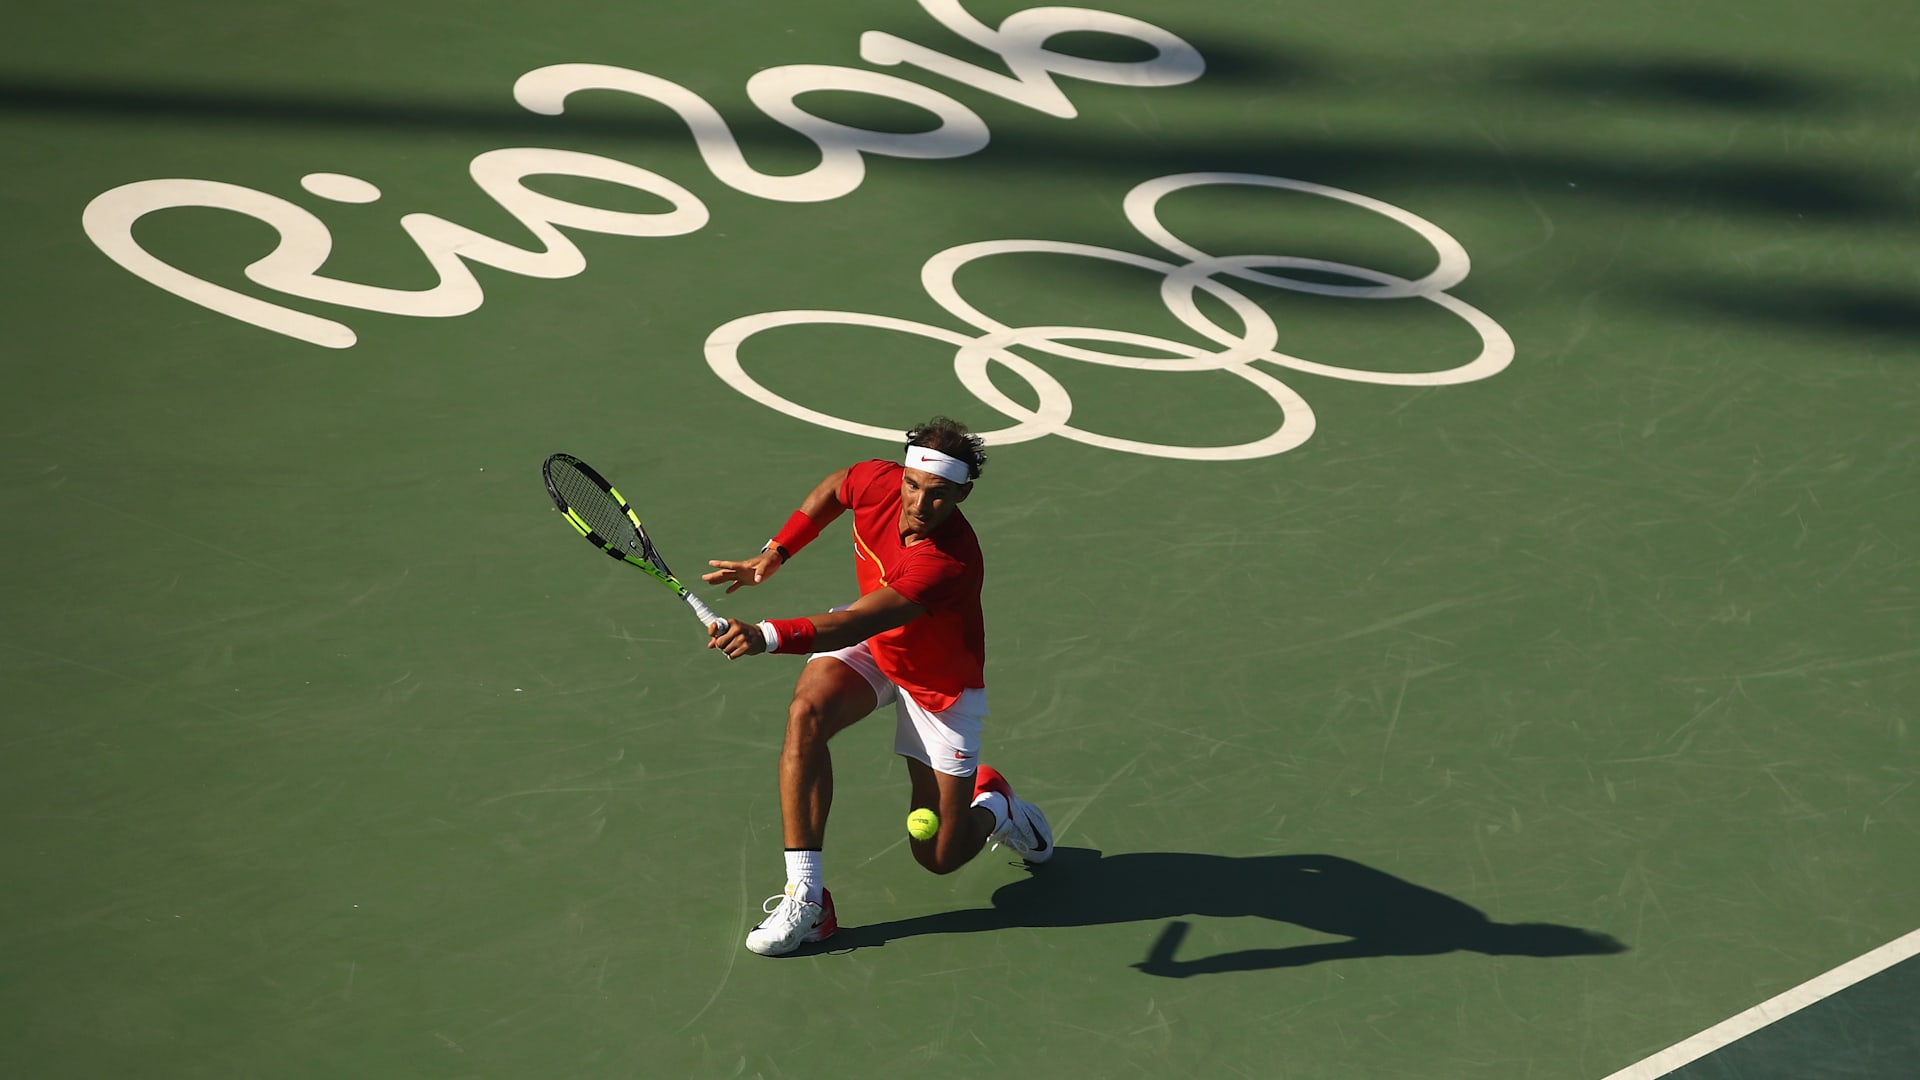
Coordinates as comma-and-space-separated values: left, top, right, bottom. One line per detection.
971, 791, 1010, 834
784, 849, 823, 902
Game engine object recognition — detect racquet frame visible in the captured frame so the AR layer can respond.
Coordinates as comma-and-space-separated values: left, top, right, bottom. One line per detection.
542, 452, 727, 631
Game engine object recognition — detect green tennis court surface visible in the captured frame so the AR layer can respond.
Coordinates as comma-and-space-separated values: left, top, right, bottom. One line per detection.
3, 1, 1915, 1076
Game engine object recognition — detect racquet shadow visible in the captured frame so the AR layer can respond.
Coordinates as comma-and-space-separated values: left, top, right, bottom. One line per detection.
818, 847, 1627, 976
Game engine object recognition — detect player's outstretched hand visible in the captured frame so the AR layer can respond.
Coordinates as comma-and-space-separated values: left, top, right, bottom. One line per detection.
703, 549, 782, 593
708, 618, 766, 659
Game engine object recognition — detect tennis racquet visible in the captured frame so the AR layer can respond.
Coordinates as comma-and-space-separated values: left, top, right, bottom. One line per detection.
542, 453, 728, 633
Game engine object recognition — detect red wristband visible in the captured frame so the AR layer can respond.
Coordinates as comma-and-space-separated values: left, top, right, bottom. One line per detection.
767, 617, 817, 655
771, 511, 824, 559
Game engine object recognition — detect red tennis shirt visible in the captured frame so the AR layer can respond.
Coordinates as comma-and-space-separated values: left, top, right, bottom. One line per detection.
837, 459, 986, 712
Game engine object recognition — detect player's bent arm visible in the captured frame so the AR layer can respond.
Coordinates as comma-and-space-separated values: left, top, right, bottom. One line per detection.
764, 465, 856, 557
804, 587, 924, 652
709, 587, 924, 660
763, 467, 851, 562
702, 467, 853, 592
792, 467, 852, 528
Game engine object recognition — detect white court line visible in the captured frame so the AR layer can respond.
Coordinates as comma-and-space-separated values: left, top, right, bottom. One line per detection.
1600, 926, 1920, 1080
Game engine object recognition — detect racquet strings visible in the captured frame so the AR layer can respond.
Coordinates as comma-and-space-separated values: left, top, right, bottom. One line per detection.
550, 459, 646, 558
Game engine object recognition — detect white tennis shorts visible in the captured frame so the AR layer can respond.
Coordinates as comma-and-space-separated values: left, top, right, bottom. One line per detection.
810, 638, 986, 777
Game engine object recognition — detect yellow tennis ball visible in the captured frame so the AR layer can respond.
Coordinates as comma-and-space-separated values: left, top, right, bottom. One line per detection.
906, 808, 940, 841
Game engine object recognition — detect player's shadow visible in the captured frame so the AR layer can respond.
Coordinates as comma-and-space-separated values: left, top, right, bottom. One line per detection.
825, 847, 1627, 976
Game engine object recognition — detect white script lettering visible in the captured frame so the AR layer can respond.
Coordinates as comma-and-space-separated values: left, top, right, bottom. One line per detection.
83, 1, 1203, 348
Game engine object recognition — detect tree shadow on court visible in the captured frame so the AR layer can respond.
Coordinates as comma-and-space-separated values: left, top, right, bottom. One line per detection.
821, 847, 1627, 975
1637, 277, 1920, 341
1497, 53, 1837, 111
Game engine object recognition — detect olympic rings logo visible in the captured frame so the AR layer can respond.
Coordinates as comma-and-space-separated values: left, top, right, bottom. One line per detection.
705, 172, 1514, 461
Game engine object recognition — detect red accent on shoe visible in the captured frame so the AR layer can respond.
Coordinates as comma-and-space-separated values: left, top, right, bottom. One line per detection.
815, 889, 839, 941
974, 764, 1013, 801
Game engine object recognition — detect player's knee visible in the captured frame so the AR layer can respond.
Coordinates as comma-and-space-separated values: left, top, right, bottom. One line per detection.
785, 696, 833, 746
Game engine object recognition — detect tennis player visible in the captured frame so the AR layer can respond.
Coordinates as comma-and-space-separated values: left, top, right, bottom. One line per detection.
703, 417, 1053, 957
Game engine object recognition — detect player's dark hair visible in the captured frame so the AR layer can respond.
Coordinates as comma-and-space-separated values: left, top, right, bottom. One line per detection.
905, 416, 986, 481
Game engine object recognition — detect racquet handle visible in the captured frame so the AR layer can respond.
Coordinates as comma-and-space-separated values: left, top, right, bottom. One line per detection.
683, 592, 726, 633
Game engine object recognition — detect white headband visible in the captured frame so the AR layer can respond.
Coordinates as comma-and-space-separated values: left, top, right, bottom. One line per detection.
904, 445, 972, 484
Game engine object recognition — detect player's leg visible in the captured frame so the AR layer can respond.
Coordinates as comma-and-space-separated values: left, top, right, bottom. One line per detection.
746, 649, 886, 957
895, 688, 1054, 869
779, 656, 879, 850
904, 756, 997, 874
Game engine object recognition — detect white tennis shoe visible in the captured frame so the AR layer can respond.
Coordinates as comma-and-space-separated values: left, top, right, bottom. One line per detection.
975, 765, 1054, 864
745, 886, 837, 956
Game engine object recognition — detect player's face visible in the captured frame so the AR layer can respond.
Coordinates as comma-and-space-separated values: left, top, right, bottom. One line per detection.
899, 467, 970, 538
